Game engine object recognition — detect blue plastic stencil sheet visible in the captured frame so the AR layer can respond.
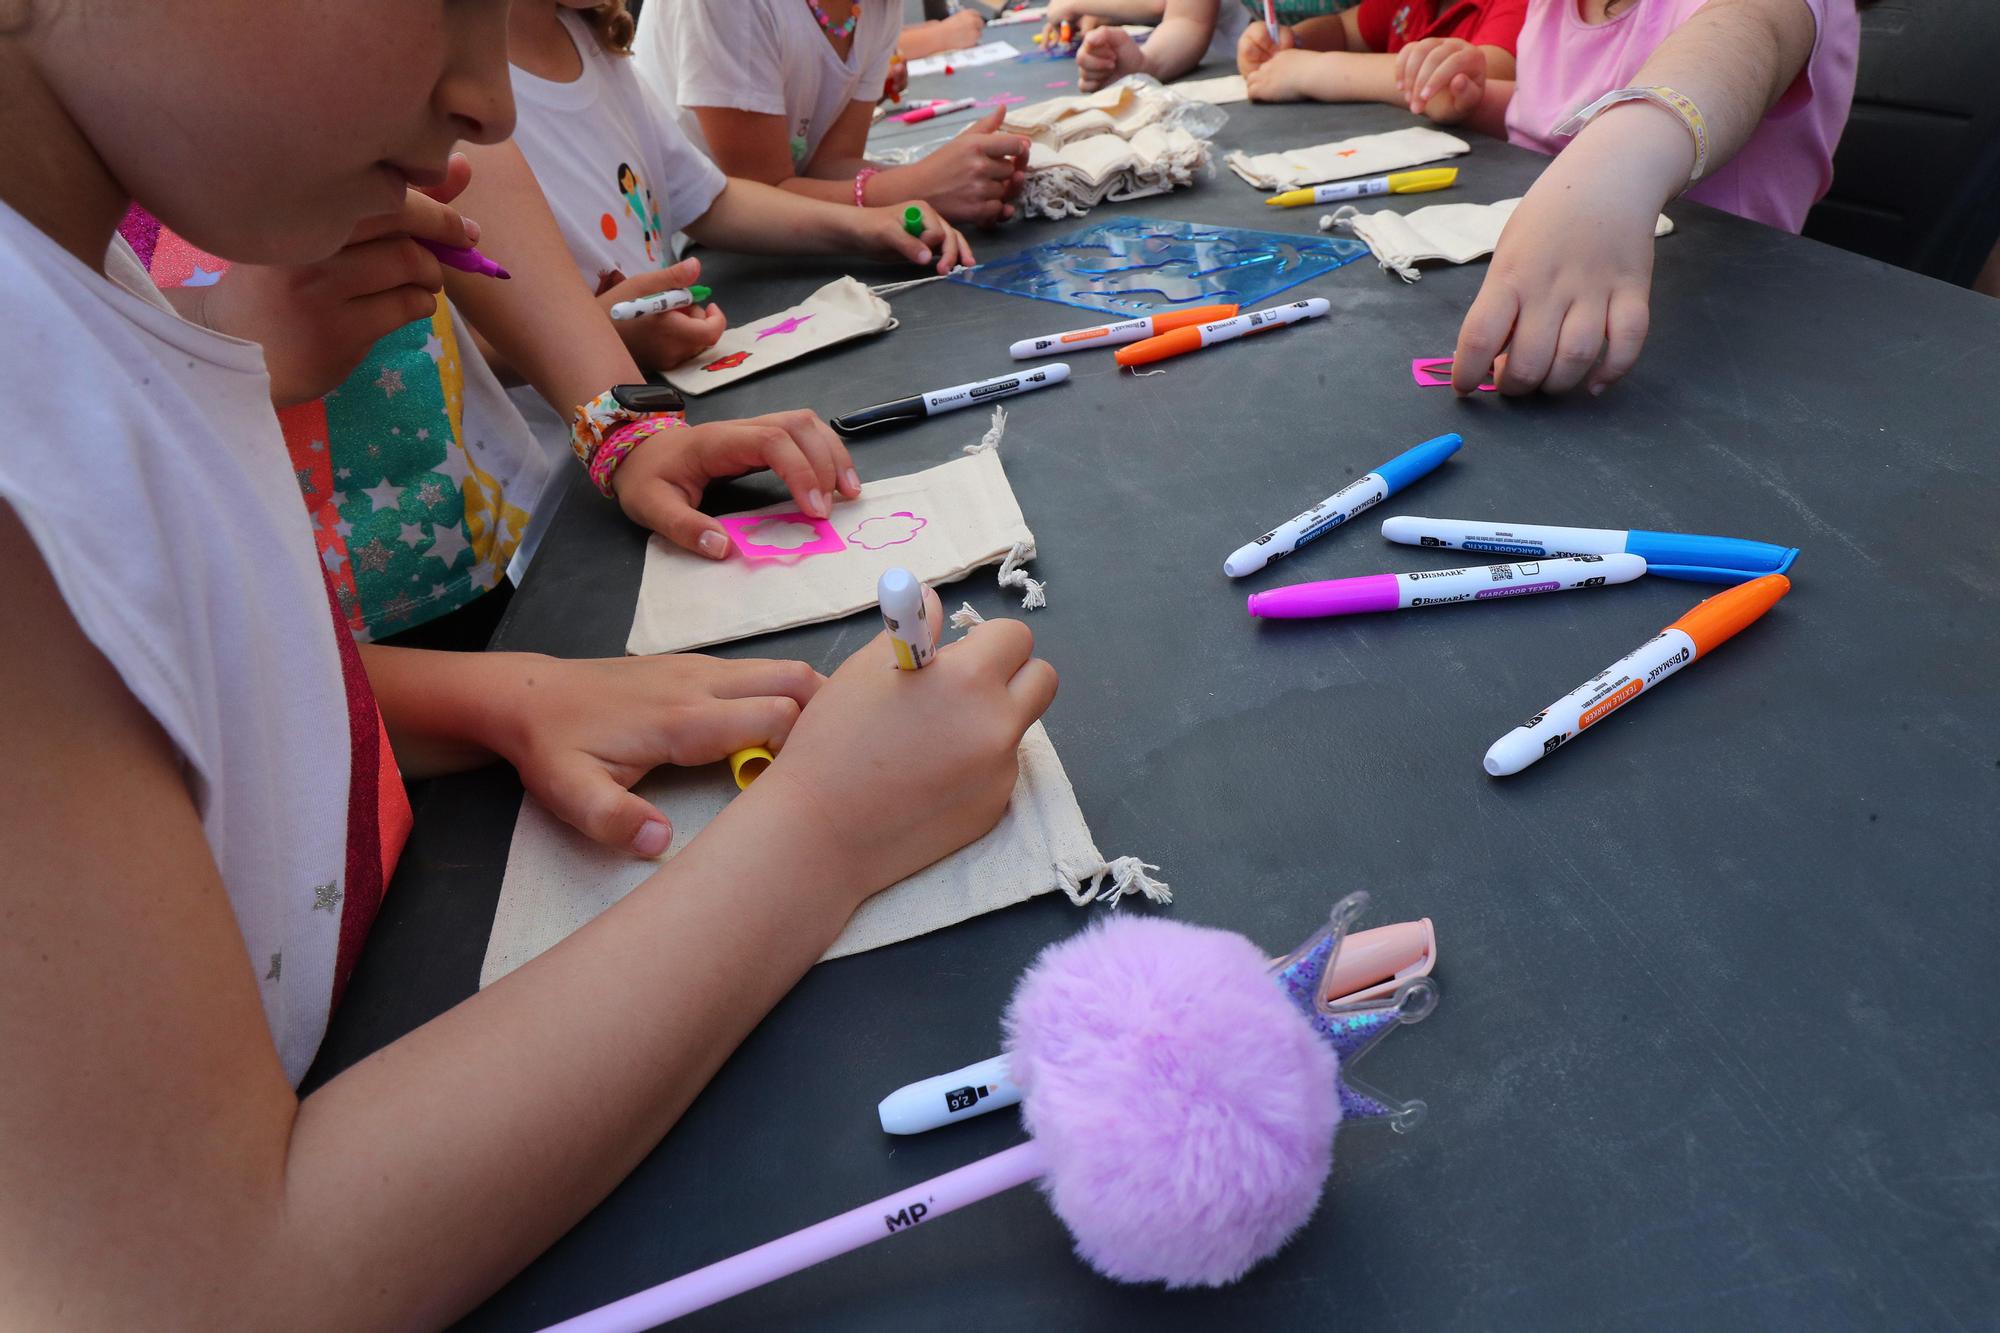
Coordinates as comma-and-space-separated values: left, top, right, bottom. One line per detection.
947, 216, 1368, 318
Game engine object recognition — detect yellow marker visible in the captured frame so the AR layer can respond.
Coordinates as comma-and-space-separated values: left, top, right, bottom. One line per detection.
728, 746, 774, 789
1264, 167, 1459, 208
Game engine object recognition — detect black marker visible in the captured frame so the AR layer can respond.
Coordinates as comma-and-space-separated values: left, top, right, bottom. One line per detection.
830, 363, 1070, 436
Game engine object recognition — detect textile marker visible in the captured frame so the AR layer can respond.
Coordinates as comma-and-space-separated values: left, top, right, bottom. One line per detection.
418, 239, 510, 280
1224, 433, 1462, 578
877, 920, 1438, 1134
903, 206, 926, 237
831, 363, 1070, 435
1114, 298, 1330, 369
1248, 553, 1646, 619
1482, 573, 1791, 778
878, 567, 935, 671
1008, 303, 1238, 359
609, 284, 713, 321
897, 97, 977, 124
1379, 514, 1799, 585
1265, 167, 1458, 208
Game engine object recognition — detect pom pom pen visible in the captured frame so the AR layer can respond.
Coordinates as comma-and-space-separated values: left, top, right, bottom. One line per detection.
1483, 573, 1791, 777
879, 915, 1438, 1134
417, 239, 510, 280
533, 893, 1434, 1331
1224, 432, 1462, 578
1248, 553, 1646, 620
610, 284, 712, 322
1265, 167, 1459, 208
830, 363, 1070, 436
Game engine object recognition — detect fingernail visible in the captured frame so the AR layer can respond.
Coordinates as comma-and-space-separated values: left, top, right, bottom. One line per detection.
1589, 382, 1607, 397
699, 530, 728, 558
807, 489, 828, 517
917, 246, 933, 264
842, 468, 860, 495
460, 214, 480, 243
632, 819, 672, 857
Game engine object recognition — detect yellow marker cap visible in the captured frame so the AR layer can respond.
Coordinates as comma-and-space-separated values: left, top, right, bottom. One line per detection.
728, 746, 774, 789
1387, 167, 1458, 194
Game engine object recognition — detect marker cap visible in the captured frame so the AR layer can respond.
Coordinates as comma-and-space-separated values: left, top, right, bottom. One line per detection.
1373, 433, 1463, 494
1115, 326, 1203, 367
1624, 529, 1798, 584
689, 284, 712, 303
1666, 573, 1790, 656
1149, 302, 1240, 334
1247, 574, 1399, 619
728, 746, 773, 788
1387, 167, 1459, 193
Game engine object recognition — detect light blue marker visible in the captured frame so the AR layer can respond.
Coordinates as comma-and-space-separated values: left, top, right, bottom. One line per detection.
1224, 433, 1463, 578
1377, 515, 1798, 585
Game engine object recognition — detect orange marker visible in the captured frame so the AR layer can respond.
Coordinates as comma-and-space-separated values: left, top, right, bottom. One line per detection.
1114, 298, 1330, 368
1007, 304, 1238, 359
1483, 574, 1792, 776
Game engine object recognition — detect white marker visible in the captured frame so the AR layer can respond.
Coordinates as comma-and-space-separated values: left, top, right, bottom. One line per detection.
609, 284, 711, 321
1379, 515, 1800, 584
831, 363, 1070, 435
1247, 553, 1646, 618
1114, 298, 1330, 368
877, 567, 935, 672
1224, 433, 1462, 578
877, 1054, 1020, 1134
1007, 303, 1239, 359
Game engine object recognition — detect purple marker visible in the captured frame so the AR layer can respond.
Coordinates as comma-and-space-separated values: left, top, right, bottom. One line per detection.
418, 238, 511, 280
1247, 554, 1647, 619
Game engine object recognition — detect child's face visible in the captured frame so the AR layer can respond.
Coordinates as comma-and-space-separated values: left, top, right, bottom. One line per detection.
29, 0, 516, 264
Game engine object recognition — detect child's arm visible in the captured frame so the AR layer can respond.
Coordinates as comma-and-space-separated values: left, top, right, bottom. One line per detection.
898, 8, 985, 60
695, 102, 1029, 227
1452, 0, 1818, 396
1074, 0, 1216, 92
683, 177, 975, 274
0, 508, 1057, 1329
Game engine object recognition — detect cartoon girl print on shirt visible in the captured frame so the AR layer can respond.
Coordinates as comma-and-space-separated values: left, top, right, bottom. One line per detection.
616, 161, 666, 265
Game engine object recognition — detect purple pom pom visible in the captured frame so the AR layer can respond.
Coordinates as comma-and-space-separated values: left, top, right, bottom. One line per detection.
1002, 916, 1341, 1288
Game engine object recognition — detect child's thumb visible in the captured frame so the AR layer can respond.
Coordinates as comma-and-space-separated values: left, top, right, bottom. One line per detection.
626, 257, 704, 297
973, 106, 1005, 133
536, 757, 675, 858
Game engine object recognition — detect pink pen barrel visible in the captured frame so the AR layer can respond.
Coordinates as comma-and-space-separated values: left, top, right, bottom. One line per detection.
1248, 574, 1400, 619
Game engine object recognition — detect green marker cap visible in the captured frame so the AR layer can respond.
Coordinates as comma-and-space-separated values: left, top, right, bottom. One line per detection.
689, 284, 712, 303
902, 206, 924, 237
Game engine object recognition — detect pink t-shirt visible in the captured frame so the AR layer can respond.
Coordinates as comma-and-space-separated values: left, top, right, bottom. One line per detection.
1505, 0, 1859, 233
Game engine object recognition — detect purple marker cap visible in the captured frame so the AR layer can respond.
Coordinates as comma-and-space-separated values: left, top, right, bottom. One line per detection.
1248, 574, 1400, 619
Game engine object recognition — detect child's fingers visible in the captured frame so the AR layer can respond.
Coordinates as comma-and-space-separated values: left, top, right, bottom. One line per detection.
1413, 46, 1459, 100
533, 755, 675, 858
415, 151, 474, 209
1494, 298, 1563, 394
951, 615, 1036, 683
665, 693, 809, 762
1006, 655, 1060, 724
618, 257, 704, 299
621, 476, 732, 559
1589, 286, 1651, 396
704, 657, 825, 710
1542, 298, 1610, 395
772, 409, 852, 502
1453, 282, 1517, 396
322, 235, 447, 301
339, 286, 447, 347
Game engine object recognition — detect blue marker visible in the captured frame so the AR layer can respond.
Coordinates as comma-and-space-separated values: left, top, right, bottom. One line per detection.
1224, 433, 1463, 578
1377, 515, 1798, 584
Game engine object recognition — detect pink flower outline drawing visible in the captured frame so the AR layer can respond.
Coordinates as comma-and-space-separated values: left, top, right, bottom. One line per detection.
740, 516, 829, 551
846, 511, 928, 550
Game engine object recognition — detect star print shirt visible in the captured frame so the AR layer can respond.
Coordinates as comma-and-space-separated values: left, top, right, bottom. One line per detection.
504, 6, 728, 468
634, 0, 901, 172
0, 200, 411, 1086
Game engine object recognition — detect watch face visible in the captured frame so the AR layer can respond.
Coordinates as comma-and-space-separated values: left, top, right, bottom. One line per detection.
611, 383, 686, 414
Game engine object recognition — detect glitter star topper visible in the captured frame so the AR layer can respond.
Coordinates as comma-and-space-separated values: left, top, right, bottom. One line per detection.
1267, 891, 1437, 1130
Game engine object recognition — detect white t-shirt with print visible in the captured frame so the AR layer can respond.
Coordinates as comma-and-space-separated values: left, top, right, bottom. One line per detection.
635, 0, 901, 171
0, 205, 358, 1086
504, 8, 729, 499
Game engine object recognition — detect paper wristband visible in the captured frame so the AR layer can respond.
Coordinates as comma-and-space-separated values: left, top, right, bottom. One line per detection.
1553, 85, 1708, 184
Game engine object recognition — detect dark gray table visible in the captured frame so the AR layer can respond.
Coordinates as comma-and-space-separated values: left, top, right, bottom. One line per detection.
310, 43, 2000, 1332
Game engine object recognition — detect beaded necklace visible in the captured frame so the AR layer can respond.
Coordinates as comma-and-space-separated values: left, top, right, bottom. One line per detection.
806, 0, 859, 40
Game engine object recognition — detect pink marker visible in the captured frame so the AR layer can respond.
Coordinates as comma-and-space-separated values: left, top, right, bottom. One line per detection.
897, 96, 977, 124
418, 238, 510, 280
1247, 553, 1647, 619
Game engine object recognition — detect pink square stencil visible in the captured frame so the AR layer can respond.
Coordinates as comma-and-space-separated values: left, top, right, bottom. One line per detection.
719, 511, 847, 561
1412, 357, 1496, 392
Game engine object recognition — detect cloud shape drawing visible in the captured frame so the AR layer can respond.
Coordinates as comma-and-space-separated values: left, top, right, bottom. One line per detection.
847, 511, 928, 550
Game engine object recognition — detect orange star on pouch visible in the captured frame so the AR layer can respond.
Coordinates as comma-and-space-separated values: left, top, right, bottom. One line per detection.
701, 350, 752, 372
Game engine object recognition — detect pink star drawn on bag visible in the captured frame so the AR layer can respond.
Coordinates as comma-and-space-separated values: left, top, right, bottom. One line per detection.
756, 314, 816, 340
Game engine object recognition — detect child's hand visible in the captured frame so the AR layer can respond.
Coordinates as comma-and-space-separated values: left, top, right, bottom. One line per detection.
612, 410, 863, 558
487, 653, 826, 856
1451, 130, 1667, 396
199, 156, 478, 407
856, 201, 976, 274
750, 609, 1059, 901
1237, 19, 1296, 77
936, 9, 986, 49
1244, 47, 1318, 103
600, 257, 729, 373
1076, 26, 1145, 93
1394, 36, 1484, 121
904, 108, 1029, 226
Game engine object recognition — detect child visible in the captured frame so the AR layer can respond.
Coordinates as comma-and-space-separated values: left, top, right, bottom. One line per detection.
1408, 0, 1858, 395
476, 0, 976, 414
899, 6, 989, 61
1237, 0, 1525, 109
634, 0, 1031, 225
0, 5, 1055, 1326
